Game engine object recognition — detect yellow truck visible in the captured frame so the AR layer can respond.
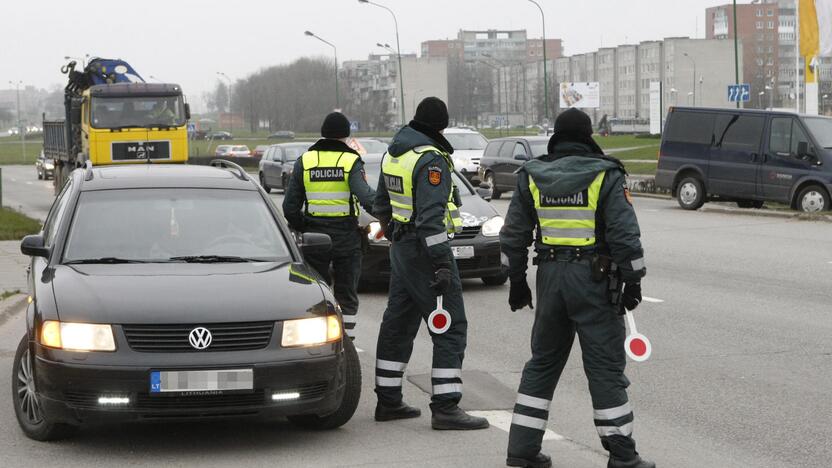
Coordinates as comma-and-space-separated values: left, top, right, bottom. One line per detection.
44, 58, 190, 192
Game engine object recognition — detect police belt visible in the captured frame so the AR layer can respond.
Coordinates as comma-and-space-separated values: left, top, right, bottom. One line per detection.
533, 247, 597, 265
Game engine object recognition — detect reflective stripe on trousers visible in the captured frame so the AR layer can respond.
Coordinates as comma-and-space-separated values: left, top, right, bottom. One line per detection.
510, 393, 552, 431
593, 401, 634, 437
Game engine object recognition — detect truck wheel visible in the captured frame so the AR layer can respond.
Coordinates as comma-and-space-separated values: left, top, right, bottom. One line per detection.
485, 173, 501, 200
287, 338, 361, 430
259, 173, 271, 194
795, 185, 830, 212
12, 335, 78, 441
736, 200, 764, 209
676, 176, 705, 210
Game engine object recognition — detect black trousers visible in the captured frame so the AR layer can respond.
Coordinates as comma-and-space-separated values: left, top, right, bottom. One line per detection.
303, 225, 362, 338
507, 259, 638, 461
374, 232, 467, 411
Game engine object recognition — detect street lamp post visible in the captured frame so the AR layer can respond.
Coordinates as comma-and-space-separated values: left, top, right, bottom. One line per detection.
8, 80, 25, 161
216, 72, 233, 134
359, 0, 406, 126
527, 0, 549, 124
683, 53, 697, 106
305, 30, 340, 109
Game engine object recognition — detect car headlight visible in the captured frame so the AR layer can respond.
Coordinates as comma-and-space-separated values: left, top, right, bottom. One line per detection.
40, 320, 116, 352
481, 216, 504, 237
44, 162, 54, 170
281, 316, 341, 347
367, 221, 388, 243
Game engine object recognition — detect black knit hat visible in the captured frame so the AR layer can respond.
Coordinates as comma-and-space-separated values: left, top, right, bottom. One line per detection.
547, 108, 604, 155
413, 97, 449, 131
321, 112, 351, 139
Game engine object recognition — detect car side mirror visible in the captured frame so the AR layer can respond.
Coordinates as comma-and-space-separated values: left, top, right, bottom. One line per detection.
476, 186, 492, 201
184, 103, 191, 120
20, 234, 49, 258
300, 232, 331, 255
514, 154, 529, 161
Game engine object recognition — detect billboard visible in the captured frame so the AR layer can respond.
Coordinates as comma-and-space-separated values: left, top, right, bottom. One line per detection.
559, 82, 600, 109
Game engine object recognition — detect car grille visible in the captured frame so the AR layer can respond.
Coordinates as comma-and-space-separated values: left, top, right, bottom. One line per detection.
456, 253, 501, 271
452, 226, 481, 240
122, 322, 274, 352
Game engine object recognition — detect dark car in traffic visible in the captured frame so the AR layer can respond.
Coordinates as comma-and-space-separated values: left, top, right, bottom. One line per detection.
359, 154, 507, 287
13, 162, 360, 441
209, 131, 233, 140
258, 142, 314, 193
656, 107, 832, 212
478, 136, 550, 199
268, 131, 296, 140
35, 151, 55, 180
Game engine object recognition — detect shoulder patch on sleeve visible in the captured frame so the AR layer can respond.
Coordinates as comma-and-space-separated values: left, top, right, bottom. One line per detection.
623, 183, 633, 205
428, 165, 442, 186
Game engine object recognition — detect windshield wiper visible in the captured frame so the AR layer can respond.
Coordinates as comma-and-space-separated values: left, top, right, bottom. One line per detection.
65, 257, 150, 264
167, 255, 263, 263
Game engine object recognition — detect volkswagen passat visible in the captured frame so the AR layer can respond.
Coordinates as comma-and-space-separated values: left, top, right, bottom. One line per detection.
13, 162, 360, 441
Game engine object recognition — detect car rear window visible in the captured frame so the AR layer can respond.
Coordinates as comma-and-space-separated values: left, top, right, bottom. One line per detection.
665, 111, 715, 145
714, 114, 765, 151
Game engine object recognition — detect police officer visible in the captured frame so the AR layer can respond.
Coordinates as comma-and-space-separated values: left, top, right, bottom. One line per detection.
501, 108, 653, 468
372, 97, 488, 431
282, 112, 375, 339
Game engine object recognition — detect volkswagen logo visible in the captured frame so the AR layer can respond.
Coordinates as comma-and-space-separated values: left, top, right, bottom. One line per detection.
188, 327, 212, 350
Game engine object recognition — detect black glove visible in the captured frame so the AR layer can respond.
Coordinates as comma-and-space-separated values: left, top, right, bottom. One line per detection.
621, 282, 642, 312
430, 264, 453, 296
508, 280, 534, 311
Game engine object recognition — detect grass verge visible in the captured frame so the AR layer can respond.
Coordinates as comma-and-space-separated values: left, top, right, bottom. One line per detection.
0, 289, 22, 301
0, 207, 42, 241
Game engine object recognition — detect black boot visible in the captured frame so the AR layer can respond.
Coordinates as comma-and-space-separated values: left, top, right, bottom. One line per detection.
506, 452, 552, 468
375, 402, 422, 422
431, 405, 489, 430
608, 455, 655, 468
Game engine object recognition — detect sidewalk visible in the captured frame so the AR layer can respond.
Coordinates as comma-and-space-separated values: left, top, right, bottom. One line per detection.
0, 241, 28, 295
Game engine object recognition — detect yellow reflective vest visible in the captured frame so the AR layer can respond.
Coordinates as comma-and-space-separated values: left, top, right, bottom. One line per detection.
381, 145, 463, 234
528, 171, 606, 246
301, 150, 359, 218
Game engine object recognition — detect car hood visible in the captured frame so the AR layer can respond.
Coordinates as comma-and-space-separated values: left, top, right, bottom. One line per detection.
359, 193, 498, 228
50, 261, 327, 324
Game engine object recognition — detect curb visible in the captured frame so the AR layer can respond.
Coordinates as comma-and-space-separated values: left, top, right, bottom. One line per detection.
0, 293, 27, 327
701, 206, 832, 222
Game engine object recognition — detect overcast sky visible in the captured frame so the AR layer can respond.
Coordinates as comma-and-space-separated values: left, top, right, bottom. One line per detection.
1, 0, 725, 109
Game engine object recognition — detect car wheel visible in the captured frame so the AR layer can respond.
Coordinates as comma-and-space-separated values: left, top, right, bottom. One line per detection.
12, 335, 77, 441
795, 184, 830, 213
736, 200, 764, 209
259, 173, 271, 193
481, 268, 508, 286
485, 173, 501, 200
287, 338, 361, 430
676, 176, 705, 210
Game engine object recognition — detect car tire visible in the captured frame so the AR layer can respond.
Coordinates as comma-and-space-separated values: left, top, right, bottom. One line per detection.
287, 337, 361, 430
485, 173, 501, 200
481, 268, 509, 286
736, 200, 764, 209
12, 335, 78, 441
676, 176, 705, 210
795, 184, 830, 212
259, 173, 271, 194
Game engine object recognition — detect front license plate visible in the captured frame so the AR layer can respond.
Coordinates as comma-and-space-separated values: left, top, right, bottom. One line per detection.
150, 369, 253, 394
452, 246, 475, 259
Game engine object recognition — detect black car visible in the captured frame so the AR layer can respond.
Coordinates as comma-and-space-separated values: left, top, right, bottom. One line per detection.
35, 151, 55, 180
359, 154, 507, 287
268, 131, 296, 140
478, 136, 550, 199
656, 107, 832, 212
13, 162, 360, 441
209, 131, 233, 140
258, 142, 313, 193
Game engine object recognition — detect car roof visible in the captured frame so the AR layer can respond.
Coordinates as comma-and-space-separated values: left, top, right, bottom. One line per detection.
77, 164, 259, 191
670, 106, 832, 119
270, 141, 314, 148
489, 136, 550, 142
443, 127, 481, 134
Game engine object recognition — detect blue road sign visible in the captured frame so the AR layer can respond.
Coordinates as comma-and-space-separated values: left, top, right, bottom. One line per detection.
728, 84, 751, 103
350, 121, 360, 132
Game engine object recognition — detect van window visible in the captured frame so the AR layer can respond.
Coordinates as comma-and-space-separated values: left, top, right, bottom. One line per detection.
803, 117, 832, 148
769, 117, 812, 157
665, 111, 715, 145
714, 114, 765, 151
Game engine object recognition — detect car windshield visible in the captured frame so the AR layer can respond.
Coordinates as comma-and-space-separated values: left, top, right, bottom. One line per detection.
802, 117, 832, 148
90, 95, 186, 129
529, 141, 549, 157
283, 145, 310, 161
444, 133, 488, 150
63, 189, 289, 263
363, 162, 473, 197
358, 139, 389, 154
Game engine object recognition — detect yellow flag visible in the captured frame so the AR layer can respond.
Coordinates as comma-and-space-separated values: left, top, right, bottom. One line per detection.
800, 0, 820, 82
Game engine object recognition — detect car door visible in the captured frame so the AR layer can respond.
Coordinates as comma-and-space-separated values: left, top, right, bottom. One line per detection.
261, 148, 274, 184
507, 141, 530, 189
760, 117, 817, 203
495, 140, 517, 189
708, 113, 766, 199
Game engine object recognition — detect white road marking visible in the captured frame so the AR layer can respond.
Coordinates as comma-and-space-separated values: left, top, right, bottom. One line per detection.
355, 346, 365, 353
642, 296, 664, 303
468, 410, 564, 441
25, 181, 32, 185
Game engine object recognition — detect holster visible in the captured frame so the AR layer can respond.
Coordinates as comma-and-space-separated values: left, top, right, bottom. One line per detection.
607, 262, 624, 306
590, 254, 611, 283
